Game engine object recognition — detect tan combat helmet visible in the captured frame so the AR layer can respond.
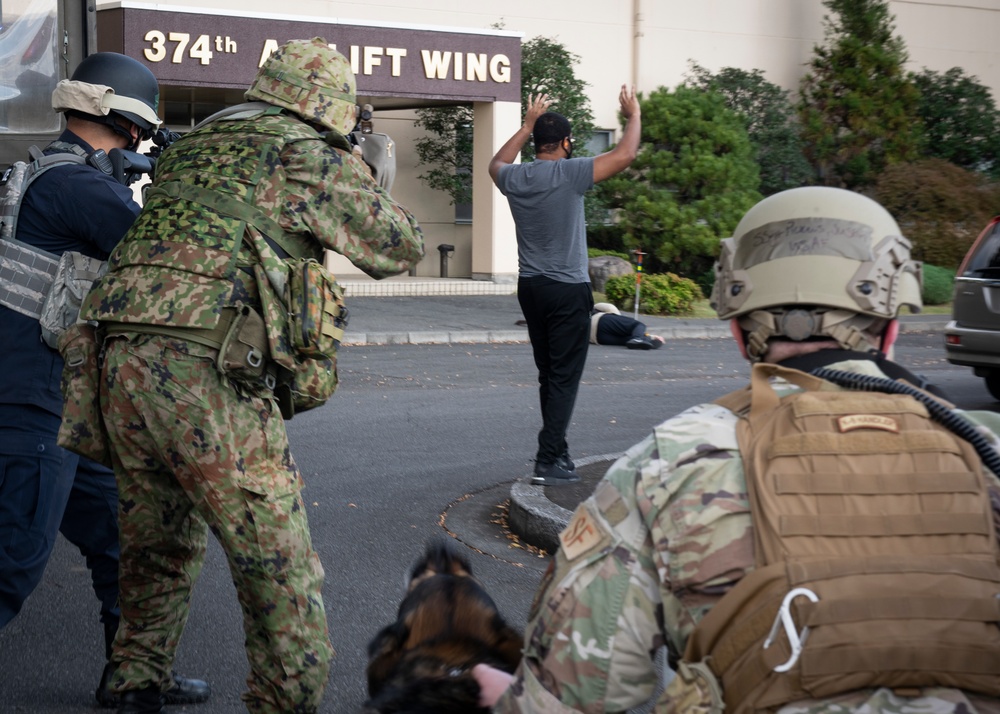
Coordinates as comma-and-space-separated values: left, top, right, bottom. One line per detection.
245, 37, 357, 135
51, 52, 161, 148
710, 186, 923, 362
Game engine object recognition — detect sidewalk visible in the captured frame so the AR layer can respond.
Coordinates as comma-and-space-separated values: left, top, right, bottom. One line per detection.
339, 283, 949, 347
339, 280, 952, 553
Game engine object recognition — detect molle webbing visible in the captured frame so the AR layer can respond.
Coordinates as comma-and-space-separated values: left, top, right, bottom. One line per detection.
0, 148, 87, 318
0, 237, 58, 318
685, 364, 1000, 712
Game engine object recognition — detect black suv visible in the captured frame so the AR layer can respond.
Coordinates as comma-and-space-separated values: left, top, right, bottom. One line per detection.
945, 216, 1000, 398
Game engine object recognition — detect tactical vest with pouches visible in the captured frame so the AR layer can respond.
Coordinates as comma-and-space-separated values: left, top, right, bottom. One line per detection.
679, 363, 1000, 712
80, 106, 347, 416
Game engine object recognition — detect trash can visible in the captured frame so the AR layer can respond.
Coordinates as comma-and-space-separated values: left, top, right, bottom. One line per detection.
437, 244, 455, 278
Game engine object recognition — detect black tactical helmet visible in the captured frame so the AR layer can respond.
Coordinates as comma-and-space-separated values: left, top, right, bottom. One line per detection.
51, 52, 161, 140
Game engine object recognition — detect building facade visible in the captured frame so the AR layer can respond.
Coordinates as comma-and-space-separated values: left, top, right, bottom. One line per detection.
3, 0, 998, 284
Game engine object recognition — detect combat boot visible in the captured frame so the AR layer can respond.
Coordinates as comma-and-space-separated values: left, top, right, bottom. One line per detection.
164, 672, 211, 704
97, 664, 211, 708
116, 688, 163, 714
97, 615, 211, 707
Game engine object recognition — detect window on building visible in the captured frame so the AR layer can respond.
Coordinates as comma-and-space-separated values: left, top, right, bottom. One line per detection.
585, 129, 613, 157
0, 0, 60, 133
162, 86, 247, 130
454, 121, 473, 224
455, 166, 472, 223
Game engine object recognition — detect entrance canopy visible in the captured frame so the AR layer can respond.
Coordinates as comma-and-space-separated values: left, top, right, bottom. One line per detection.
97, 2, 525, 282
97, 2, 521, 112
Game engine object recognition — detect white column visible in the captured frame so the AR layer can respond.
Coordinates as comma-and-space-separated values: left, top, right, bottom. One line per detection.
471, 100, 520, 282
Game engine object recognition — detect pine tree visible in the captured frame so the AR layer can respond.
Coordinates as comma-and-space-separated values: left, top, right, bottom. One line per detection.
912, 67, 1000, 178
598, 85, 761, 283
798, 0, 922, 189
685, 62, 814, 195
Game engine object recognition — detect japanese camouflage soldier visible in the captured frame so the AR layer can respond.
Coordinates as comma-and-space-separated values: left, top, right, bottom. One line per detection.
475, 187, 1000, 713
77, 38, 424, 714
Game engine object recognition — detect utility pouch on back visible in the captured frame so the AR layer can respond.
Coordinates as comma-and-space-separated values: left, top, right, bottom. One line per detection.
39, 250, 107, 349
217, 304, 272, 388
289, 355, 338, 415
288, 257, 347, 359
56, 322, 111, 467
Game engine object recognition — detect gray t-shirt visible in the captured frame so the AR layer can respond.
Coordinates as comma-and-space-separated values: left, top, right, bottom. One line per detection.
496, 157, 594, 283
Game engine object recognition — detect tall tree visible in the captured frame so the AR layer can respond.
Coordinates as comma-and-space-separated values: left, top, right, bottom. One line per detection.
912, 67, 1000, 178
798, 0, 922, 189
517, 36, 594, 162
413, 35, 594, 206
598, 85, 761, 283
685, 62, 814, 195
414, 106, 474, 206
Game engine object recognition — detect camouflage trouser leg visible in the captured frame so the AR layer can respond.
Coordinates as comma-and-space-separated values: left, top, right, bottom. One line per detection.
101, 334, 334, 713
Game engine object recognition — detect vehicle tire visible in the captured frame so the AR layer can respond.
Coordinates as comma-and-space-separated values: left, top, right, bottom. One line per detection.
985, 372, 1000, 401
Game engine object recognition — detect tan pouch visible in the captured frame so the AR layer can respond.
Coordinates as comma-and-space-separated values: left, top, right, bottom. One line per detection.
56, 323, 111, 468
217, 304, 271, 388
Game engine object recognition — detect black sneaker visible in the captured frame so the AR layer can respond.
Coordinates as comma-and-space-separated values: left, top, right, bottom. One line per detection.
626, 337, 654, 350
532, 461, 581, 486
557, 452, 575, 471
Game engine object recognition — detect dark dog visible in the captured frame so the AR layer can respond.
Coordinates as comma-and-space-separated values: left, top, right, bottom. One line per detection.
361, 539, 523, 713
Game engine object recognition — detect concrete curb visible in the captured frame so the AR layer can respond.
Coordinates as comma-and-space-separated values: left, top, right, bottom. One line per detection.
343, 329, 530, 346
342, 319, 949, 347
899, 319, 949, 334
506, 319, 951, 552
507, 453, 621, 554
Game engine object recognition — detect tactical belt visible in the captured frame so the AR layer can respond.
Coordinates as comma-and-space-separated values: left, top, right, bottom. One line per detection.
0, 238, 59, 319
103, 308, 237, 351
103, 306, 278, 390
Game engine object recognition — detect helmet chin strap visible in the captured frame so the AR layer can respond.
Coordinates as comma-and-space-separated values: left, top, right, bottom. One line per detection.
71, 111, 142, 151
739, 309, 882, 363
110, 120, 141, 151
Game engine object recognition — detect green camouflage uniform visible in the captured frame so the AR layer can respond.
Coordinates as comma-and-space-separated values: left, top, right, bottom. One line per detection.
495, 358, 1000, 714
80, 99, 422, 710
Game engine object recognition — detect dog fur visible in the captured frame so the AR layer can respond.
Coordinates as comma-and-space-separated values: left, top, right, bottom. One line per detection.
361, 539, 523, 713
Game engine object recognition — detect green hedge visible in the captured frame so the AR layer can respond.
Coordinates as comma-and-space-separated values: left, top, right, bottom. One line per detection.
604, 273, 703, 316
921, 263, 955, 306
587, 248, 632, 262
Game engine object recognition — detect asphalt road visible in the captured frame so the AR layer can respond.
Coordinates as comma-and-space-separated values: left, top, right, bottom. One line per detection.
0, 330, 994, 713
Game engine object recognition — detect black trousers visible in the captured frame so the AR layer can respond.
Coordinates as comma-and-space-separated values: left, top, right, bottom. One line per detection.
518, 276, 593, 465
0, 405, 119, 635
596, 313, 647, 345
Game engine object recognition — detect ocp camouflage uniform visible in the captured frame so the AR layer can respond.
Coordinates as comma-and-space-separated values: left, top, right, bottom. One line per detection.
495, 357, 1000, 714
79, 41, 423, 713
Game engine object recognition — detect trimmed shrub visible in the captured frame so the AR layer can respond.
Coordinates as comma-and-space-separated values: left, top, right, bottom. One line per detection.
921, 263, 955, 306
604, 272, 703, 316
874, 159, 999, 269
587, 248, 632, 262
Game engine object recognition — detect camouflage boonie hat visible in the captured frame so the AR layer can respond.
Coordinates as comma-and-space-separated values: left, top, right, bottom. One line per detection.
246, 37, 356, 134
